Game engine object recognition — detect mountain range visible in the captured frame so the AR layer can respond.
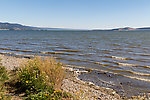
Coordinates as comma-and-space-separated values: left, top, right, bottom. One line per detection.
0, 22, 63, 30
111, 27, 150, 31
0, 22, 150, 31
93, 27, 150, 31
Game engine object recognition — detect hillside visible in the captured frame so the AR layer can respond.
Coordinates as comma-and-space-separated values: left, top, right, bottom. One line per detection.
0, 22, 62, 30
92, 27, 150, 31
137, 27, 150, 30
112, 27, 150, 31
111, 27, 136, 31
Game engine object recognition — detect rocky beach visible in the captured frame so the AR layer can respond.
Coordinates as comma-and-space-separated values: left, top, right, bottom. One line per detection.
0, 53, 122, 100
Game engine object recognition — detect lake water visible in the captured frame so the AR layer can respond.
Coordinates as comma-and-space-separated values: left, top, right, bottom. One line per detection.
1, 30, 150, 97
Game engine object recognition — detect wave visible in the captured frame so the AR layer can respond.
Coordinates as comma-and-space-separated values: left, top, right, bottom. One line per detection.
117, 62, 150, 69
39, 51, 75, 55
54, 49, 81, 53
65, 65, 150, 82
94, 62, 121, 69
112, 56, 128, 60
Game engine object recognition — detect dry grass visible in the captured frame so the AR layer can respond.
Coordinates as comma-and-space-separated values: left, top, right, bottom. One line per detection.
0, 59, 11, 100
21, 56, 65, 90
5, 56, 71, 99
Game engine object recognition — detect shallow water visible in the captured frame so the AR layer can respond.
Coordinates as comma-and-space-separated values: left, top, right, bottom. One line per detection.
1, 30, 150, 97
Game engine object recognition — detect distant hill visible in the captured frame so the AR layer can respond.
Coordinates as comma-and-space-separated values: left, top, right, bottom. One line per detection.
92, 27, 150, 31
0, 22, 63, 30
111, 27, 136, 31
137, 27, 150, 30
112, 27, 150, 31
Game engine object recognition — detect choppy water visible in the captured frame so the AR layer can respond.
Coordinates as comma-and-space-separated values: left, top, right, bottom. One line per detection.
1, 30, 150, 97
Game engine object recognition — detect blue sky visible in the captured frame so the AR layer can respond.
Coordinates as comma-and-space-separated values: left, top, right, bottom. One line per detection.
0, 0, 150, 29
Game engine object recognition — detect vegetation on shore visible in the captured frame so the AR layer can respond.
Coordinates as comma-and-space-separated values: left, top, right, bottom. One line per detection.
0, 59, 11, 100
0, 57, 72, 100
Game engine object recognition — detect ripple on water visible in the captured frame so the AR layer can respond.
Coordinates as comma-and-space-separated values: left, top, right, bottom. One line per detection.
1, 30, 150, 97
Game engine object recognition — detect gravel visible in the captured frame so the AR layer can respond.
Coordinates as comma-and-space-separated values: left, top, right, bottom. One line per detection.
61, 67, 122, 100
0, 53, 122, 100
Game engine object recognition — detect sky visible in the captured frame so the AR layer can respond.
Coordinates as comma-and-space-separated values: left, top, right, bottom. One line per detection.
0, 0, 150, 29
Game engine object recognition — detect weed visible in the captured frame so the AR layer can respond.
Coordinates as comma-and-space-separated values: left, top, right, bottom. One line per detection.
0, 59, 11, 100
16, 57, 71, 99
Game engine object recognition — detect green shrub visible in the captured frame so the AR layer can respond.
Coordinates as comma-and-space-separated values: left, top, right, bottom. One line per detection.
17, 57, 71, 99
18, 64, 53, 95
27, 90, 72, 100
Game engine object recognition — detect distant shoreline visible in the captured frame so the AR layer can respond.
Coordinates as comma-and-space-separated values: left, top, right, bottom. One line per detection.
1, 22, 150, 31
1, 28, 150, 32
0, 29, 90, 31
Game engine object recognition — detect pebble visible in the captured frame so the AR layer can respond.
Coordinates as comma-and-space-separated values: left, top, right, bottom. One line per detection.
0, 54, 122, 100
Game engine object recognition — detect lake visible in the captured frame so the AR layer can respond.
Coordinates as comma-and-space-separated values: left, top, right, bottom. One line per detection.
1, 30, 150, 97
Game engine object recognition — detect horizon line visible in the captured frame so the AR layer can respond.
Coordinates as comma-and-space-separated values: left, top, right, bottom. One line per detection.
0, 21, 150, 30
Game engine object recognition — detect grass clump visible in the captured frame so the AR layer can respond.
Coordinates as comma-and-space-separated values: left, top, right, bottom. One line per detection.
0, 59, 11, 100
0, 59, 8, 82
27, 90, 72, 100
17, 57, 71, 99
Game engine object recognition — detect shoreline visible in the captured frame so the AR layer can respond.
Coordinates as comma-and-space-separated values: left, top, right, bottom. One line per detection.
0, 52, 122, 100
